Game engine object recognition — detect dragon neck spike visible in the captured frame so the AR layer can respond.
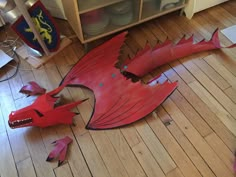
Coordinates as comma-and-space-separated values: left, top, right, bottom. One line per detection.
176, 34, 195, 45
153, 37, 172, 50
134, 44, 152, 58
48, 85, 65, 97
211, 28, 221, 48
176, 34, 186, 45
187, 34, 194, 42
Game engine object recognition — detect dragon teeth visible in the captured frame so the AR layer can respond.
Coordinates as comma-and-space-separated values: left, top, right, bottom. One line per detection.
11, 118, 32, 125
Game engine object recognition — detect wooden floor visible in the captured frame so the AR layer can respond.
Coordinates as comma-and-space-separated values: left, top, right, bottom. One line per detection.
1, 1, 236, 177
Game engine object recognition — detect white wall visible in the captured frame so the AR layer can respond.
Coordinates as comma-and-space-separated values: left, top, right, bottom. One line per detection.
41, 0, 66, 19
185, 0, 229, 19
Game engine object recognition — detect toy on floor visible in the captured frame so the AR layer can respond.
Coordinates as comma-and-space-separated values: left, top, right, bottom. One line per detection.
8, 29, 236, 130
19, 81, 46, 96
46, 136, 73, 167
9, 86, 86, 128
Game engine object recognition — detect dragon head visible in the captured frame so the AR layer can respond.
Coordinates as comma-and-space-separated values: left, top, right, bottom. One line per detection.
8, 86, 86, 128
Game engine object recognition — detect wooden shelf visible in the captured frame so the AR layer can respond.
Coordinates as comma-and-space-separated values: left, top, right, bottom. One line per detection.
62, 0, 187, 44
78, 0, 125, 14
141, 4, 186, 22
141, 1, 185, 19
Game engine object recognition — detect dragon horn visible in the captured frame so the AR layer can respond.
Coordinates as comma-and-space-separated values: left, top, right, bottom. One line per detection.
47, 85, 65, 97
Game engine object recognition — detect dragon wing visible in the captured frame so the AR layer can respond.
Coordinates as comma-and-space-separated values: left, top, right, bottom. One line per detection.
61, 32, 177, 130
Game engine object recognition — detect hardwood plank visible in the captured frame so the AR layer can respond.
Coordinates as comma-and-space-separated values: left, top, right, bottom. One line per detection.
8, 130, 30, 163
166, 168, 185, 177
129, 28, 150, 48
145, 21, 168, 42
139, 25, 158, 47
162, 98, 233, 177
214, 50, 236, 76
0, 94, 19, 135
17, 157, 36, 177
125, 34, 142, 54
161, 64, 236, 152
157, 107, 216, 177
181, 57, 236, 119
7, 66, 24, 100
169, 86, 212, 137
204, 54, 236, 103
0, 105, 6, 133
52, 49, 68, 69
91, 131, 129, 177
204, 55, 236, 89
205, 133, 234, 173
106, 129, 146, 177
70, 41, 85, 60
146, 113, 203, 177
155, 14, 184, 40
72, 132, 110, 177
55, 126, 92, 177
224, 87, 236, 104
0, 132, 18, 177
169, 60, 196, 84
189, 81, 236, 136
192, 57, 230, 90
193, 9, 236, 75
222, 0, 236, 17
120, 125, 142, 148
32, 66, 53, 90
62, 44, 78, 65
54, 163, 73, 177
71, 114, 88, 136
168, 13, 204, 42
151, 66, 213, 137
19, 68, 36, 85
208, 5, 236, 27
25, 128, 56, 177
132, 142, 165, 177
194, 10, 233, 46
40, 127, 60, 168
135, 120, 176, 174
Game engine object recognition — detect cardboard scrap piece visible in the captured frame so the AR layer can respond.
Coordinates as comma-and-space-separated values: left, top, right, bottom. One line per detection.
221, 25, 236, 44
0, 49, 13, 68
19, 81, 46, 96
15, 44, 42, 60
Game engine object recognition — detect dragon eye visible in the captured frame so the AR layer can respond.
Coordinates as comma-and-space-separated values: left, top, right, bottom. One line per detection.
34, 109, 44, 117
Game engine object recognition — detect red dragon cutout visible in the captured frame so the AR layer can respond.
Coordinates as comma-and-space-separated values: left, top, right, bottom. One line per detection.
8, 29, 236, 130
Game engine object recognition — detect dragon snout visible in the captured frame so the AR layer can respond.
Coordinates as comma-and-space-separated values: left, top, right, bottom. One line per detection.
8, 111, 33, 129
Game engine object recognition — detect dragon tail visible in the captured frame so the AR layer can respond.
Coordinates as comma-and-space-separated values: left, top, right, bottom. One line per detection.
122, 29, 236, 77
